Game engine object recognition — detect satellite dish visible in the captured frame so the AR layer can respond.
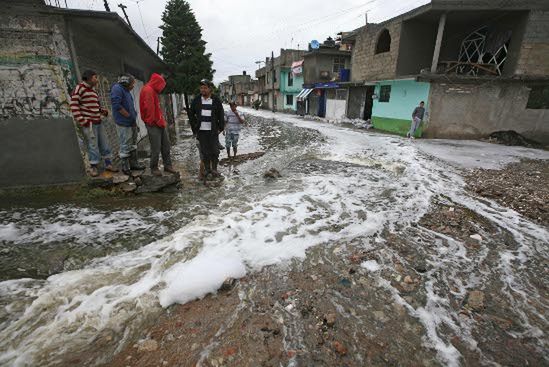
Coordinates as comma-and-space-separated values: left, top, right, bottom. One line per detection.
310, 40, 320, 49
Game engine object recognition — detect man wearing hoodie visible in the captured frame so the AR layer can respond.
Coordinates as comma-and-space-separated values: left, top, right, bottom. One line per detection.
110, 74, 145, 174
139, 73, 176, 176
188, 79, 224, 180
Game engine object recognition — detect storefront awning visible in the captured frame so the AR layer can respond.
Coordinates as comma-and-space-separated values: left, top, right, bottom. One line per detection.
297, 88, 313, 100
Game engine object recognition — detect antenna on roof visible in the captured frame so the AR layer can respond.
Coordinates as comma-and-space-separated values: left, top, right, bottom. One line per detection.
103, 0, 111, 11
118, 3, 132, 29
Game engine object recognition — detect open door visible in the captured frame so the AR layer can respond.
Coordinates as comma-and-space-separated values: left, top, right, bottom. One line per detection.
363, 86, 375, 120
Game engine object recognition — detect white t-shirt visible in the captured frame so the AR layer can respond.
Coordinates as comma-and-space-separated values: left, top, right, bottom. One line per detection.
225, 110, 242, 134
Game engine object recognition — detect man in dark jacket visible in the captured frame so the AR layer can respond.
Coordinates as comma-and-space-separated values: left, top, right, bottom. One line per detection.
110, 74, 145, 174
188, 79, 224, 180
139, 73, 176, 176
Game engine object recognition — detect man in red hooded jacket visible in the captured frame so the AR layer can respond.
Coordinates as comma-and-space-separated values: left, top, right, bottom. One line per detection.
139, 73, 176, 176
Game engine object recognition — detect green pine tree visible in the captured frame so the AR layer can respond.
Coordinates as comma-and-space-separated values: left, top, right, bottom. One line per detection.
160, 0, 214, 102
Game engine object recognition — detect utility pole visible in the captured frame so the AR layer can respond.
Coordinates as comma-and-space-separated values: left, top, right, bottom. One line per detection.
103, 0, 111, 11
118, 4, 132, 29
271, 50, 275, 113
156, 37, 160, 55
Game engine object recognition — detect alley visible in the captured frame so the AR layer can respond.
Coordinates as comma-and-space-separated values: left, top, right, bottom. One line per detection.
0, 109, 548, 366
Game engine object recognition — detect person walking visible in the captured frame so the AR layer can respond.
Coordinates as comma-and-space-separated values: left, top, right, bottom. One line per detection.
224, 102, 246, 160
408, 101, 426, 139
70, 69, 117, 177
188, 79, 225, 181
110, 74, 145, 174
139, 73, 176, 176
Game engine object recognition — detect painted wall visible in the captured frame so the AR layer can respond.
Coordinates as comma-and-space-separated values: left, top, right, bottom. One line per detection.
280, 69, 303, 111
371, 79, 430, 136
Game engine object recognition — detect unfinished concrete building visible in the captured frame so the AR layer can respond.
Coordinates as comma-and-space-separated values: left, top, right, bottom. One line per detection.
0, 0, 167, 187
344, 0, 549, 143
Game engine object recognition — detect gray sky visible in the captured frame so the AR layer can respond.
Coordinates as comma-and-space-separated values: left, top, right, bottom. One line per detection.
64, 0, 430, 83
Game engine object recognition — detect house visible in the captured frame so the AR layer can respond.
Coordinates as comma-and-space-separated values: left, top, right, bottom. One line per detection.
344, 0, 549, 142
219, 72, 258, 106
0, 0, 170, 188
255, 49, 305, 112
299, 37, 352, 119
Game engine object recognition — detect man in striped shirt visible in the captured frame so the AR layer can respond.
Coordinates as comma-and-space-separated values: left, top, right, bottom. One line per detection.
70, 70, 117, 177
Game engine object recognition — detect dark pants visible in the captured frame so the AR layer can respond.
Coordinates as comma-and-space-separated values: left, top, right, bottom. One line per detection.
146, 125, 172, 169
198, 130, 219, 170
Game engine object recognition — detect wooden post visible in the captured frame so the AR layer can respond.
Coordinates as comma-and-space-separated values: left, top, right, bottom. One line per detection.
431, 13, 447, 73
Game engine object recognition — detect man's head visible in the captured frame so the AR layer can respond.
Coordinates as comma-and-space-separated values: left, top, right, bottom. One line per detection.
420, 101, 425, 107
229, 101, 237, 112
118, 74, 136, 90
199, 79, 213, 97
82, 70, 98, 86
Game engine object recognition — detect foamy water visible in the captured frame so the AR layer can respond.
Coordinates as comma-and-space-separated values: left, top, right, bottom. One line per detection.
0, 108, 547, 366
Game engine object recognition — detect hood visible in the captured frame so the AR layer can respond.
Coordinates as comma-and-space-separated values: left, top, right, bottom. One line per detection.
147, 73, 166, 93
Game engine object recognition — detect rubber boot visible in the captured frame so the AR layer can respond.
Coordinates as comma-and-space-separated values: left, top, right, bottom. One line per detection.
129, 150, 145, 170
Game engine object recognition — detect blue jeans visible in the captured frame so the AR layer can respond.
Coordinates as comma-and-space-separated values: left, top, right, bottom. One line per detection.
116, 125, 137, 158
82, 123, 112, 165
408, 117, 422, 137
225, 132, 239, 148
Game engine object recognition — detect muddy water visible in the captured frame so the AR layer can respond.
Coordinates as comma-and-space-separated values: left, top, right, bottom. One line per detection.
0, 110, 548, 366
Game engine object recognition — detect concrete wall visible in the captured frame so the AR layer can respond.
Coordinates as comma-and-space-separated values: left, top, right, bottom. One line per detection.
396, 20, 437, 76
303, 52, 351, 84
0, 118, 85, 187
516, 10, 549, 76
351, 21, 402, 81
425, 82, 549, 144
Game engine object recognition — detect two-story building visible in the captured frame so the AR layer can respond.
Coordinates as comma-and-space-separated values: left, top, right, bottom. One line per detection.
299, 37, 352, 119
219, 72, 258, 106
255, 49, 305, 112
344, 0, 549, 143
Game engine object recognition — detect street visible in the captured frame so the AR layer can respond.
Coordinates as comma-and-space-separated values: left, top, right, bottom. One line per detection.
1, 109, 548, 367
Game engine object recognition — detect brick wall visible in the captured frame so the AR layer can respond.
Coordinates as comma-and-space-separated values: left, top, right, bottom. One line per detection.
515, 10, 549, 76
0, 13, 75, 119
351, 21, 402, 82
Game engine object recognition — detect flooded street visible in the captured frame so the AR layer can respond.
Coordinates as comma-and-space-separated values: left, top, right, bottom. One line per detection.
1, 109, 548, 367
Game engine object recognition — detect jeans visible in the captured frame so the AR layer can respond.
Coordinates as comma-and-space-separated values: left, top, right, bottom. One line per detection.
146, 125, 172, 168
225, 132, 240, 148
408, 117, 422, 137
116, 125, 138, 158
82, 123, 112, 165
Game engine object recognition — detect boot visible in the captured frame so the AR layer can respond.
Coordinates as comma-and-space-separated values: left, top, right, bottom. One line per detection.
164, 165, 177, 174
89, 165, 99, 177
212, 160, 221, 178
129, 150, 145, 170
203, 159, 212, 181
151, 167, 162, 176
121, 157, 131, 175
104, 159, 118, 172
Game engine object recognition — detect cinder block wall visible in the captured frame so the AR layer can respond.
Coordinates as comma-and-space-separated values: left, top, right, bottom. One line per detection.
351, 21, 402, 81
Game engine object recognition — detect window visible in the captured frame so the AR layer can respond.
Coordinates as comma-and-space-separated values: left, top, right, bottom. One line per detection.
379, 85, 391, 102
288, 72, 293, 87
286, 94, 294, 106
526, 85, 549, 109
333, 57, 345, 73
375, 29, 391, 54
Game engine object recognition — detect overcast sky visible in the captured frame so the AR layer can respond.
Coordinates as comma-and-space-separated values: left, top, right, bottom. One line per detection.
63, 0, 430, 83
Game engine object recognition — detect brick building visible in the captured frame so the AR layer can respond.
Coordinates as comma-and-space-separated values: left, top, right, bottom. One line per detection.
0, 0, 169, 188
344, 0, 549, 143
219, 71, 258, 106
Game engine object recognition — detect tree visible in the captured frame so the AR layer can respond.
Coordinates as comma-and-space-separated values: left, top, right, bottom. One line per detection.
160, 0, 214, 107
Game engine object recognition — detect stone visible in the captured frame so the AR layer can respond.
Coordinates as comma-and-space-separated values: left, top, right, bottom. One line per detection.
469, 234, 483, 242
87, 176, 114, 189
263, 168, 282, 179
467, 290, 485, 311
404, 275, 414, 284
219, 277, 236, 292
324, 313, 337, 327
119, 182, 137, 193
137, 339, 158, 352
112, 174, 130, 184
135, 171, 181, 194
400, 282, 416, 292
333, 341, 348, 356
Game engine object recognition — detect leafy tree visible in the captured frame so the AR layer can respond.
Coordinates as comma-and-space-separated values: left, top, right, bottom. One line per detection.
160, 0, 214, 105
